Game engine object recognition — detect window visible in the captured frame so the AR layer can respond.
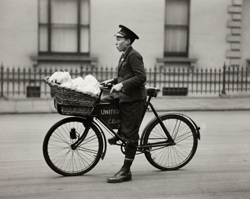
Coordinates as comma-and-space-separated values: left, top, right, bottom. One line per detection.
38, 0, 90, 55
165, 0, 190, 57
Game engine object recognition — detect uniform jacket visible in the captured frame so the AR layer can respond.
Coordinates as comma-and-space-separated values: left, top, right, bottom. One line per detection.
113, 46, 147, 103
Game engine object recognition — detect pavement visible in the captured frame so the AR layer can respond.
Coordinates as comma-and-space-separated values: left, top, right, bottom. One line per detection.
0, 94, 250, 114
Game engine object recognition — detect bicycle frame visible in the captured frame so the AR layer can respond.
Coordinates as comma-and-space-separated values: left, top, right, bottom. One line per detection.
71, 86, 176, 157
43, 81, 201, 176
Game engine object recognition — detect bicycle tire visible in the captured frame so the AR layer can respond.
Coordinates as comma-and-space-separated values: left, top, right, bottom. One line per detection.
43, 117, 103, 176
142, 114, 198, 170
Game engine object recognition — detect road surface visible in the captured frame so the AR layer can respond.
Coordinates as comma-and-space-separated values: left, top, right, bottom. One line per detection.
0, 111, 249, 199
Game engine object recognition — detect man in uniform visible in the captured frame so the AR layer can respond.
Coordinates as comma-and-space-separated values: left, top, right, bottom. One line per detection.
103, 25, 147, 183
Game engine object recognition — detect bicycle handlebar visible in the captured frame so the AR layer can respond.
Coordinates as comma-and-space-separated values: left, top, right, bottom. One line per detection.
98, 82, 161, 101
99, 82, 113, 90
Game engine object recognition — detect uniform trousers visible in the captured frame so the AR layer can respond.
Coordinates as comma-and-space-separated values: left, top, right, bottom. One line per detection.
119, 100, 145, 159
101, 95, 145, 160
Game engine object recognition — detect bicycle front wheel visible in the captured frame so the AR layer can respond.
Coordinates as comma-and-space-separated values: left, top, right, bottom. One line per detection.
142, 114, 198, 170
43, 117, 103, 176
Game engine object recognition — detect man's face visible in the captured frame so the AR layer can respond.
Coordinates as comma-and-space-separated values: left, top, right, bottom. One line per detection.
115, 37, 129, 52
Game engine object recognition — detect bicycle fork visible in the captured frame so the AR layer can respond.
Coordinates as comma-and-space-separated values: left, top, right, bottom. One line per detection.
71, 117, 92, 150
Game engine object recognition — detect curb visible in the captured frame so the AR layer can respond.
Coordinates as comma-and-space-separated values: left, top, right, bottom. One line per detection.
0, 107, 249, 115
1, 97, 250, 115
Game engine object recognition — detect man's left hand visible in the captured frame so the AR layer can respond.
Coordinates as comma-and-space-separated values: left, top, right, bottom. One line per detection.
110, 83, 123, 93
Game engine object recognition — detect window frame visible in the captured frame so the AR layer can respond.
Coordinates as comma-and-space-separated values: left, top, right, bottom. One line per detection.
164, 0, 190, 57
38, 0, 90, 56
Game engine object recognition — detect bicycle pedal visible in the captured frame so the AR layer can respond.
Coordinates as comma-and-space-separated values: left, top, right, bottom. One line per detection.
108, 136, 120, 145
137, 148, 150, 153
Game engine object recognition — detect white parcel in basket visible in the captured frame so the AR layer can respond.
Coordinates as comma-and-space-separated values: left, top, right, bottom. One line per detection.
76, 75, 100, 97
49, 72, 100, 97
49, 71, 71, 84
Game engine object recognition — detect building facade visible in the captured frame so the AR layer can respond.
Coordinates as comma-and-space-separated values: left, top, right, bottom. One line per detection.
0, 0, 250, 69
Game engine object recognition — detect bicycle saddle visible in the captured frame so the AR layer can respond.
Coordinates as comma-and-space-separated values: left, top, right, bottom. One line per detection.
146, 87, 160, 97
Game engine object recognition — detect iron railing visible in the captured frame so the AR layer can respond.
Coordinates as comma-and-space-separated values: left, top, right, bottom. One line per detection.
0, 64, 249, 99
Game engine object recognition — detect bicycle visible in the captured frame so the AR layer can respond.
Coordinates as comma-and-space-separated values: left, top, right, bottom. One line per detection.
43, 79, 201, 176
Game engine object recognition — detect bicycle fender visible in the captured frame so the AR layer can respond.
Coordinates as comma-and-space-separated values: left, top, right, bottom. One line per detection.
179, 113, 201, 140
91, 119, 107, 160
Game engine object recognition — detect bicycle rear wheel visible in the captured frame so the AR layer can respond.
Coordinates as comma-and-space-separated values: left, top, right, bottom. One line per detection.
43, 117, 103, 176
142, 114, 198, 170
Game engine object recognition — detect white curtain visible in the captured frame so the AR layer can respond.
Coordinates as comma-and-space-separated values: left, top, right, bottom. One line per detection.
39, 0, 48, 51
80, 27, 89, 53
165, 0, 189, 54
38, 0, 93, 54
51, 0, 77, 24
81, 0, 89, 25
165, 0, 188, 25
52, 27, 77, 52
51, 0, 77, 52
39, 0, 48, 23
80, 0, 90, 53
39, 27, 48, 51
165, 27, 187, 53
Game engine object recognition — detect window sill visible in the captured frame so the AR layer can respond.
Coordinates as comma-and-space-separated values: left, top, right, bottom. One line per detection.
156, 57, 197, 68
30, 55, 98, 66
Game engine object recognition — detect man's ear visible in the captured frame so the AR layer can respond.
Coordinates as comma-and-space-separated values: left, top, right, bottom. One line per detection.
125, 38, 131, 45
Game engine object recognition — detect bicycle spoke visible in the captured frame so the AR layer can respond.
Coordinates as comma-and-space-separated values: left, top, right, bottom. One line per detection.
43, 117, 103, 176
143, 114, 198, 170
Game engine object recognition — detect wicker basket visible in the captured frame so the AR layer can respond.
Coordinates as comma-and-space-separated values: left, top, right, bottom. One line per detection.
54, 100, 93, 116
44, 77, 97, 116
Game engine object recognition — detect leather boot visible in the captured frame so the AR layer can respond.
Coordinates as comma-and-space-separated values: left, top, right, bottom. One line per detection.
107, 170, 132, 183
